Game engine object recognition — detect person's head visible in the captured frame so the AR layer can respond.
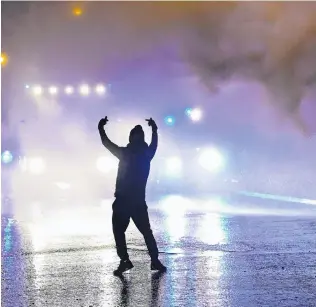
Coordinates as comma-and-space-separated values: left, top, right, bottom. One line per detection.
129, 125, 145, 144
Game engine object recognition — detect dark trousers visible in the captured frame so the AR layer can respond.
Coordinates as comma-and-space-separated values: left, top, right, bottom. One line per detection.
112, 198, 159, 261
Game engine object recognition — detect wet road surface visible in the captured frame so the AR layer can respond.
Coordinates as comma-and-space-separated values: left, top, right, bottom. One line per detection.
2, 196, 316, 307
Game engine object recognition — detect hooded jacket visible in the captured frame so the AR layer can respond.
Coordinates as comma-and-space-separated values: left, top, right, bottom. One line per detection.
98, 125, 158, 201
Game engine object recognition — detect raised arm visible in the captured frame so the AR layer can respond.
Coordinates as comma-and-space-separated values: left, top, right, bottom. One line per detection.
146, 118, 158, 160
98, 117, 122, 159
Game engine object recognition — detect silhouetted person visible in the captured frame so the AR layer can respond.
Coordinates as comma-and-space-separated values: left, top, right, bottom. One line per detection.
98, 116, 167, 275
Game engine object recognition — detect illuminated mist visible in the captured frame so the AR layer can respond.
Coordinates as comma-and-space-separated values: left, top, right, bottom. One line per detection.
2, 2, 316, 222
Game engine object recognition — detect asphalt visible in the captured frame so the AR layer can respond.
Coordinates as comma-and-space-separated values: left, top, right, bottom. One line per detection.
2, 196, 316, 307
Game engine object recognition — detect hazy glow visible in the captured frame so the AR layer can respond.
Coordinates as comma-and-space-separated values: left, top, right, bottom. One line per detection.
28, 157, 45, 174
165, 156, 182, 176
55, 182, 70, 190
32, 85, 43, 96
96, 156, 117, 173
198, 213, 226, 245
1, 52, 8, 66
164, 116, 175, 126
79, 84, 90, 96
72, 7, 83, 16
65, 86, 74, 94
199, 148, 225, 172
190, 108, 202, 121
160, 195, 193, 216
48, 86, 58, 95
185, 107, 192, 116
95, 84, 106, 95
1, 151, 13, 164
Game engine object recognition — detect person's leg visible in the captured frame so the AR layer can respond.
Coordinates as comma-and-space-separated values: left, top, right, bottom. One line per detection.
112, 200, 134, 275
131, 204, 159, 261
112, 200, 131, 261
132, 204, 166, 271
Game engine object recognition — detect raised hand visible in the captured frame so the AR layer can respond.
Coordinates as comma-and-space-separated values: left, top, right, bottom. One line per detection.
146, 117, 158, 131
98, 116, 109, 129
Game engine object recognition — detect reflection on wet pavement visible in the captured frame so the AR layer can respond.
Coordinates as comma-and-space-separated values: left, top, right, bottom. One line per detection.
2, 196, 316, 307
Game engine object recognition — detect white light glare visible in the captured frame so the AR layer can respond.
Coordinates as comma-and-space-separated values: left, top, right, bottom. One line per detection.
64, 86, 74, 95
165, 156, 182, 176
79, 84, 90, 96
28, 157, 45, 174
190, 108, 202, 121
96, 156, 117, 173
95, 84, 106, 95
32, 85, 43, 96
198, 148, 225, 173
48, 86, 58, 95
65, 86, 74, 95
55, 182, 70, 190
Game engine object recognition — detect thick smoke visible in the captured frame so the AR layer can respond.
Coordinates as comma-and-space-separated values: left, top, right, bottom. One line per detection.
99, 1, 316, 133
4, 2, 316, 134
106, 1, 316, 133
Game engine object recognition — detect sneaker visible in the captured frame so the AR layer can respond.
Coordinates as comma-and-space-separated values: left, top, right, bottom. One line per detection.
113, 259, 134, 276
151, 259, 167, 272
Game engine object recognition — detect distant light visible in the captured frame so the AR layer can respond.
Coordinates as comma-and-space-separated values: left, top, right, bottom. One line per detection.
96, 156, 117, 173
32, 85, 43, 96
28, 157, 45, 174
79, 84, 90, 96
72, 7, 83, 16
165, 157, 182, 176
1, 52, 8, 67
1, 151, 13, 164
198, 148, 225, 173
164, 116, 175, 126
48, 86, 58, 95
65, 86, 74, 95
185, 108, 192, 116
190, 108, 202, 121
95, 84, 106, 95
25, 84, 30, 89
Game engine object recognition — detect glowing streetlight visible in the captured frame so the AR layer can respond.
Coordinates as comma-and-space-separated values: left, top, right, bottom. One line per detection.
1, 52, 8, 67
48, 86, 58, 95
79, 84, 90, 96
72, 7, 83, 16
65, 86, 74, 95
95, 84, 106, 95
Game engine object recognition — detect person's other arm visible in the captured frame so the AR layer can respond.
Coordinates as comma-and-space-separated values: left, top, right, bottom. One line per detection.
146, 118, 158, 160
98, 117, 122, 159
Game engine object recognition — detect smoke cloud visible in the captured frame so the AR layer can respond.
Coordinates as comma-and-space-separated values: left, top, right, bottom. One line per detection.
102, 1, 316, 133
3, 2, 316, 134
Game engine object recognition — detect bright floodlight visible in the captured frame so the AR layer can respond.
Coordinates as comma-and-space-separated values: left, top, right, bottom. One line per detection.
48, 86, 58, 95
28, 157, 45, 174
32, 85, 43, 96
190, 108, 202, 121
165, 156, 182, 176
95, 84, 106, 95
1, 151, 13, 164
198, 148, 225, 173
96, 156, 117, 173
65, 86, 74, 95
79, 84, 90, 96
